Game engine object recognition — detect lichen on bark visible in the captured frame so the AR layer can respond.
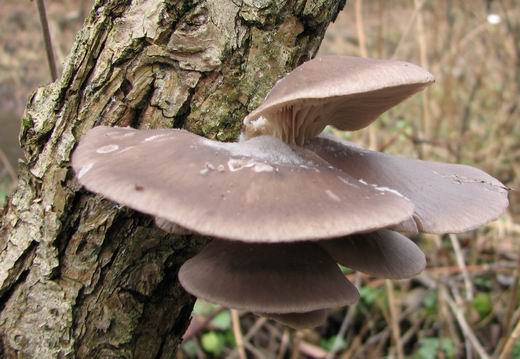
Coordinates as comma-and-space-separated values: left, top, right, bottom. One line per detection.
0, 0, 346, 357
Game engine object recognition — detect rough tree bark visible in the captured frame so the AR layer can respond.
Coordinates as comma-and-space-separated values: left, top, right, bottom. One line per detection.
0, 0, 345, 357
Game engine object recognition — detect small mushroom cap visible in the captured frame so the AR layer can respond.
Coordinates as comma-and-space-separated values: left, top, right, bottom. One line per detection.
258, 310, 329, 329
390, 218, 420, 236
72, 126, 414, 242
319, 229, 426, 279
244, 56, 434, 144
306, 135, 509, 234
178, 240, 359, 313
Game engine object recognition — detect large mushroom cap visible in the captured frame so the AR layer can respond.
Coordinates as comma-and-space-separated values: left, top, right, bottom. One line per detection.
244, 56, 434, 144
72, 126, 414, 242
259, 310, 329, 329
178, 240, 359, 313
319, 229, 426, 279
306, 134, 509, 234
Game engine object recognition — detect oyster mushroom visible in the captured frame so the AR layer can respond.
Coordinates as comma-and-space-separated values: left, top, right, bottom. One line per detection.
178, 240, 359, 313
243, 56, 434, 145
318, 229, 426, 279
71, 56, 509, 329
72, 126, 413, 242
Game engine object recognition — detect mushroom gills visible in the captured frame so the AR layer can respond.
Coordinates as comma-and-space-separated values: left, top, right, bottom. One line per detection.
178, 240, 359, 314
244, 56, 434, 145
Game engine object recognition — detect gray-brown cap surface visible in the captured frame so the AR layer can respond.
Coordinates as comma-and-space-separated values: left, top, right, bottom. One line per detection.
244, 56, 434, 144
319, 229, 426, 279
72, 126, 414, 242
306, 134, 509, 234
178, 240, 359, 313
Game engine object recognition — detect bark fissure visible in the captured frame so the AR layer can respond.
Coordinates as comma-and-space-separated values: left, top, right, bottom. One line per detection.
0, 0, 346, 356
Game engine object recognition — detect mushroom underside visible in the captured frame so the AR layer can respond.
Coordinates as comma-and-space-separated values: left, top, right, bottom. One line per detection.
245, 84, 429, 146
178, 240, 359, 314
244, 55, 434, 145
178, 231, 425, 319
319, 229, 426, 279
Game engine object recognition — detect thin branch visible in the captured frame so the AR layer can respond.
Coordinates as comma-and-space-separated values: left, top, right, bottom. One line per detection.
354, 0, 368, 58
290, 331, 303, 359
277, 329, 290, 359
231, 310, 247, 359
495, 246, 520, 356
182, 307, 225, 340
391, 0, 424, 59
413, 0, 431, 155
449, 234, 474, 300
443, 290, 491, 359
0, 148, 17, 186
228, 317, 267, 359
36, 0, 58, 81
499, 316, 520, 359
355, 0, 378, 151
326, 273, 361, 359
385, 280, 404, 359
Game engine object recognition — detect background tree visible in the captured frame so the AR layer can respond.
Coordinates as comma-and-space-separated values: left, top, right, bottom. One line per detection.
0, 0, 345, 356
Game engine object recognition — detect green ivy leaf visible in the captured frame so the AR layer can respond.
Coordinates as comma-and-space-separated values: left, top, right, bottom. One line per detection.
211, 311, 231, 330
201, 332, 226, 356
472, 293, 492, 318
414, 337, 455, 359
320, 336, 347, 352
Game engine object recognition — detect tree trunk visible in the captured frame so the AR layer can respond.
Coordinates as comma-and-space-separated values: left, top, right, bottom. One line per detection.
0, 0, 345, 357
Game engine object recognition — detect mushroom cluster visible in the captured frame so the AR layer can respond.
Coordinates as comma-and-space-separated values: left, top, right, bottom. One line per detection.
72, 56, 509, 329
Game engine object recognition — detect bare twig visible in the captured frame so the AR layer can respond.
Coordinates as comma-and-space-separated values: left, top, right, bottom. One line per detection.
299, 341, 328, 359
354, 0, 368, 58
244, 317, 267, 341
277, 329, 290, 359
341, 322, 371, 359
437, 23, 490, 69
231, 310, 247, 359
449, 234, 474, 300
183, 307, 226, 340
413, 0, 431, 156
228, 318, 267, 358
496, 246, 520, 356
499, 317, 520, 359
0, 148, 17, 186
290, 331, 303, 359
326, 273, 361, 359
36, 0, 58, 81
391, 0, 424, 59
443, 290, 490, 359
354, 0, 377, 151
385, 280, 404, 359
505, 251, 520, 333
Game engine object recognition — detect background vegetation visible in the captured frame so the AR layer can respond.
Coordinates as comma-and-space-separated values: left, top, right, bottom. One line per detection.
0, 0, 518, 357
